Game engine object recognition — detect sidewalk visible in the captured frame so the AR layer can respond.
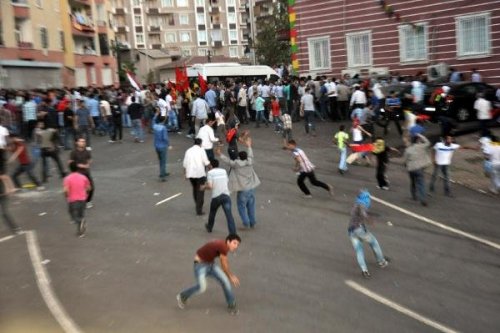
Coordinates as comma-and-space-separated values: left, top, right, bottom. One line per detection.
391, 128, 500, 196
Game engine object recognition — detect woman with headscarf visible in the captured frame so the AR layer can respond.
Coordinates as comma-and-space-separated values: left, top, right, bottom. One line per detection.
348, 189, 389, 278
372, 137, 399, 190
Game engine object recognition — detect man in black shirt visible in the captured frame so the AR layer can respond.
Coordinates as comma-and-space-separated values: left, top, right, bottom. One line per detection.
68, 137, 94, 208
128, 97, 144, 143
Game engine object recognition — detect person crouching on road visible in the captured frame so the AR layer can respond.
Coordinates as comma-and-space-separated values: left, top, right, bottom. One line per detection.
348, 189, 389, 278
177, 234, 241, 315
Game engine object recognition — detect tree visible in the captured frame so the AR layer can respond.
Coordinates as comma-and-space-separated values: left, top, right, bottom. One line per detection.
254, 0, 290, 67
118, 61, 137, 84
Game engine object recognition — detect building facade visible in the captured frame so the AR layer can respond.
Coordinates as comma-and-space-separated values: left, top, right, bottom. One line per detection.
0, 0, 118, 89
111, 0, 253, 82
294, 0, 500, 86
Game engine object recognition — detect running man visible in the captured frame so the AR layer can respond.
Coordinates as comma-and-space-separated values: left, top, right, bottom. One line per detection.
177, 234, 241, 315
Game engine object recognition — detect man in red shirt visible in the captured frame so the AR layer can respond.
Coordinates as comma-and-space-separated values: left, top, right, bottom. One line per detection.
177, 234, 241, 315
63, 161, 91, 237
8, 134, 43, 190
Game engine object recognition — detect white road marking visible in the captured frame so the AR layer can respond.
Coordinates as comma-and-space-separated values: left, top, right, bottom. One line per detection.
155, 192, 182, 206
345, 280, 459, 333
0, 234, 16, 243
371, 195, 500, 251
26, 230, 83, 333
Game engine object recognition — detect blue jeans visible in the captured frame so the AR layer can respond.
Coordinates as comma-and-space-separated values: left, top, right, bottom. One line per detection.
180, 261, 236, 306
132, 119, 144, 141
430, 164, 450, 194
237, 189, 256, 227
255, 110, 268, 126
122, 105, 132, 127
349, 226, 386, 272
409, 169, 426, 202
207, 194, 236, 234
304, 111, 315, 133
168, 110, 179, 130
338, 147, 347, 171
155, 147, 168, 178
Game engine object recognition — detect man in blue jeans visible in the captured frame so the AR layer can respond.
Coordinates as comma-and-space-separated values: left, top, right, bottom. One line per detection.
403, 133, 432, 206
202, 159, 236, 235
152, 116, 169, 182
177, 234, 241, 315
216, 136, 260, 229
348, 189, 389, 278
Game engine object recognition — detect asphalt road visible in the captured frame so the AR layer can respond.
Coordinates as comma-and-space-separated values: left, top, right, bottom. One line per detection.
1, 119, 499, 333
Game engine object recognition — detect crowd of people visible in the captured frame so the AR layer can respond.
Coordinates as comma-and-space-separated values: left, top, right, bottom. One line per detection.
1, 71, 499, 315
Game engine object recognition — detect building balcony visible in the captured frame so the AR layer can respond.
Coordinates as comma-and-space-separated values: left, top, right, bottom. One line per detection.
159, 7, 174, 14
114, 26, 130, 33
150, 43, 162, 49
17, 41, 33, 49
209, 6, 220, 14
12, 2, 30, 19
71, 14, 95, 36
115, 8, 128, 15
212, 40, 223, 48
116, 41, 131, 49
70, 0, 91, 7
96, 20, 108, 34
147, 7, 159, 15
76, 52, 98, 64
148, 26, 162, 33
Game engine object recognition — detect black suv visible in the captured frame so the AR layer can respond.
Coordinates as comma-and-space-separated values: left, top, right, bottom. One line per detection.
443, 82, 497, 121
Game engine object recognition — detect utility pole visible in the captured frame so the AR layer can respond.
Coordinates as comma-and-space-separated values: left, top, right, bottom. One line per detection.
248, 0, 256, 65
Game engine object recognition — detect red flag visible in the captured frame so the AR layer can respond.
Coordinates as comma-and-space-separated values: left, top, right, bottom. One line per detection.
175, 65, 189, 92
198, 73, 207, 95
126, 70, 141, 91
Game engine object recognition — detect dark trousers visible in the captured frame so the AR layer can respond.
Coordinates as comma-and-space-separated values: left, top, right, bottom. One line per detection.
297, 171, 329, 195
237, 105, 248, 124
69, 200, 86, 229
479, 119, 490, 137
41, 149, 66, 183
329, 97, 339, 120
23, 120, 37, 141
0, 195, 19, 232
80, 171, 94, 203
112, 121, 123, 141
376, 162, 388, 187
189, 177, 206, 215
11, 164, 41, 188
206, 194, 236, 235
337, 101, 349, 120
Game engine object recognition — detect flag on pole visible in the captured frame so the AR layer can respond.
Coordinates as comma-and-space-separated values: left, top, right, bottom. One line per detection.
175, 65, 189, 92
198, 73, 207, 95
126, 70, 141, 91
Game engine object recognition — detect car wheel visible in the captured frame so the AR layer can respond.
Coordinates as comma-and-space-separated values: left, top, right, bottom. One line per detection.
456, 107, 470, 122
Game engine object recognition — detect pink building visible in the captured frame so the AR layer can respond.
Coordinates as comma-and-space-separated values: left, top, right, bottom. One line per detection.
294, 0, 500, 86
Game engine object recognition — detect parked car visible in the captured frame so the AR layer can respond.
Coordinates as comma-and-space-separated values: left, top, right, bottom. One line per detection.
443, 82, 497, 121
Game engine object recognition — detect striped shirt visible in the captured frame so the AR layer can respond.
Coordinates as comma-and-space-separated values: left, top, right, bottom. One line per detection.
292, 148, 315, 173
22, 101, 38, 121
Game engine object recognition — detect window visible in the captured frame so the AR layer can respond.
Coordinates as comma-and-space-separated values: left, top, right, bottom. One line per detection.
179, 14, 189, 25
161, 0, 173, 6
198, 48, 207, 56
132, 0, 141, 6
195, 0, 204, 6
197, 30, 207, 43
346, 31, 371, 67
180, 32, 191, 42
399, 24, 427, 62
177, 0, 187, 6
456, 13, 490, 57
136, 33, 144, 44
59, 30, 65, 50
227, 0, 235, 5
166, 14, 175, 25
229, 30, 237, 41
307, 36, 330, 71
197, 13, 205, 23
227, 12, 236, 24
229, 46, 238, 58
165, 32, 176, 43
40, 27, 48, 48
134, 15, 142, 26
182, 48, 192, 56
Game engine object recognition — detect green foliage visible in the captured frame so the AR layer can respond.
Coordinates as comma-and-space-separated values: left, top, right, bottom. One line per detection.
118, 61, 136, 83
255, 0, 290, 66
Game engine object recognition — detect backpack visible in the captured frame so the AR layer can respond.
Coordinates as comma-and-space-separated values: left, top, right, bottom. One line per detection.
226, 127, 237, 143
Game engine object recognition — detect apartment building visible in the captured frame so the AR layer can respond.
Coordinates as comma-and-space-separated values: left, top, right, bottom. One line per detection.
0, 0, 118, 89
294, 0, 500, 86
0, 0, 65, 89
111, 0, 250, 81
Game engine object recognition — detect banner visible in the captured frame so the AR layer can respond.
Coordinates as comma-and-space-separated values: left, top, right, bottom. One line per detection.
198, 73, 207, 95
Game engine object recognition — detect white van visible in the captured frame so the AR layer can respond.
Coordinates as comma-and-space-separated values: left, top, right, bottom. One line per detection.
186, 62, 279, 82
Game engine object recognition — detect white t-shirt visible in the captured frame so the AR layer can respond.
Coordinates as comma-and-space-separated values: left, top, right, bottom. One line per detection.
474, 98, 492, 120
183, 145, 210, 178
0, 125, 9, 149
157, 98, 168, 116
352, 127, 363, 142
433, 142, 460, 165
301, 93, 315, 111
207, 168, 230, 198
196, 124, 219, 149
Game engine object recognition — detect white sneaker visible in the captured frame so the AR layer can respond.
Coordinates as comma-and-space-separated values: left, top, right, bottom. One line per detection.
86, 202, 94, 209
